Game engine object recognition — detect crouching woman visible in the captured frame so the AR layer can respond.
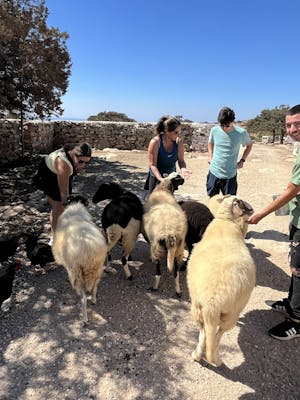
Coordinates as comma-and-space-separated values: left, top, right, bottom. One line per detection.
33, 143, 92, 242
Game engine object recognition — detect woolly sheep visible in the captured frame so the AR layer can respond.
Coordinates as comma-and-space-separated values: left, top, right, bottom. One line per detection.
52, 195, 108, 323
142, 172, 188, 296
187, 195, 256, 367
92, 182, 143, 280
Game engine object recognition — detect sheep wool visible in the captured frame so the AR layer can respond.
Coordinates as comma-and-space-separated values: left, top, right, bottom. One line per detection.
52, 201, 108, 323
143, 173, 187, 296
187, 195, 256, 367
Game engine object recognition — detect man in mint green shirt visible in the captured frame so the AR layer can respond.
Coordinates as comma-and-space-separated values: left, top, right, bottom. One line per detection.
248, 104, 300, 340
207, 107, 253, 196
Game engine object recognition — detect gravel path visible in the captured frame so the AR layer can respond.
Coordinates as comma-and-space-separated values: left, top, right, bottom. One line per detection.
0, 144, 299, 400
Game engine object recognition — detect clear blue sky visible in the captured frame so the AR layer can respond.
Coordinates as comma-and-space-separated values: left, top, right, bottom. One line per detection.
45, 0, 300, 123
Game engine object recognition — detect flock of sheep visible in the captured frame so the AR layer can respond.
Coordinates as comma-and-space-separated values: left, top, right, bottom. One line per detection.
52, 172, 256, 368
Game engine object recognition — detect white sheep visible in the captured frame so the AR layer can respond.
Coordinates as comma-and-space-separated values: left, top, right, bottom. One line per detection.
52, 195, 108, 324
142, 173, 188, 296
208, 194, 249, 237
187, 195, 256, 367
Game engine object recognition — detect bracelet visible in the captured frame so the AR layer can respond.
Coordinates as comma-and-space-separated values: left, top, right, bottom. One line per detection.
240, 158, 245, 163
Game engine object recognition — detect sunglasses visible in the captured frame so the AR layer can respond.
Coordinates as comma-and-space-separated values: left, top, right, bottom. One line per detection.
77, 159, 89, 165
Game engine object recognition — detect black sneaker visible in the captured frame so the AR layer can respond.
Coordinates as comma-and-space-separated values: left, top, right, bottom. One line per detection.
265, 299, 289, 315
268, 319, 300, 341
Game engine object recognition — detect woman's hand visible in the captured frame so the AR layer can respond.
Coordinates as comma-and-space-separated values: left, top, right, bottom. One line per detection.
181, 168, 192, 180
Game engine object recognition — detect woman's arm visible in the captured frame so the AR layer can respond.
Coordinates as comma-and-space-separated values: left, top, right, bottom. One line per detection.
56, 157, 72, 204
177, 139, 191, 179
148, 137, 163, 181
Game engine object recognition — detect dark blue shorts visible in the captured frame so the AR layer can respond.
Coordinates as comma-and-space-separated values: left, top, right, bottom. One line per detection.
206, 171, 237, 197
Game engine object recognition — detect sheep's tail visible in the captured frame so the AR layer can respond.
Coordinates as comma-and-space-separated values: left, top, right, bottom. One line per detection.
158, 235, 177, 273
106, 224, 122, 249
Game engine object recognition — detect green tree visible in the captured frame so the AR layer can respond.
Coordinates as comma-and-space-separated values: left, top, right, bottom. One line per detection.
88, 111, 136, 122
246, 105, 289, 143
174, 115, 193, 123
0, 0, 71, 153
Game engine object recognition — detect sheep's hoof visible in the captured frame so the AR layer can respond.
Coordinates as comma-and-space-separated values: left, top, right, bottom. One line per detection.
192, 351, 201, 362
126, 275, 133, 281
176, 292, 182, 298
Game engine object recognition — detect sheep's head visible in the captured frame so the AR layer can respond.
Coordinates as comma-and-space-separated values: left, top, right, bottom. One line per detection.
155, 172, 184, 193
92, 182, 123, 203
64, 195, 89, 207
217, 196, 254, 220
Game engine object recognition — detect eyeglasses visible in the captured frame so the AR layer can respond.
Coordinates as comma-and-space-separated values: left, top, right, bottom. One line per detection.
77, 158, 90, 165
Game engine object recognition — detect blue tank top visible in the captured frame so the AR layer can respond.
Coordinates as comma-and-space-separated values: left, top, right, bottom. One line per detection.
150, 135, 178, 176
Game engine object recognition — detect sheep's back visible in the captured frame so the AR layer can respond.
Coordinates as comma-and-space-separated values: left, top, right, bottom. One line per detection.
187, 220, 255, 316
52, 220, 107, 283
143, 203, 187, 242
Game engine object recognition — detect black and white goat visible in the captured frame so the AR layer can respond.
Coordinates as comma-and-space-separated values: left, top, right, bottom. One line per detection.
92, 182, 144, 280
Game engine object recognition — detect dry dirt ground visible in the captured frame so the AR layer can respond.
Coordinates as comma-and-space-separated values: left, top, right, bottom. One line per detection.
1, 143, 300, 400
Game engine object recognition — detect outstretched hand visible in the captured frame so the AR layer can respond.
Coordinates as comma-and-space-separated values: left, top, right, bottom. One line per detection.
247, 212, 264, 224
181, 168, 192, 180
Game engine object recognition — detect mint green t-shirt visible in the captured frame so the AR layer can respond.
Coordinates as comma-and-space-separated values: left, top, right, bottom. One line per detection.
209, 125, 252, 179
289, 151, 300, 228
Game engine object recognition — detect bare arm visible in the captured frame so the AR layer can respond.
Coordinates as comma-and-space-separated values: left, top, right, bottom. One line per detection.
208, 142, 214, 163
55, 157, 72, 204
248, 181, 300, 224
238, 142, 253, 168
177, 139, 191, 179
147, 137, 163, 181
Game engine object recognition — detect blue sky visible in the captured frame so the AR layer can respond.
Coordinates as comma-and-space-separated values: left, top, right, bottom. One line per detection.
45, 0, 300, 123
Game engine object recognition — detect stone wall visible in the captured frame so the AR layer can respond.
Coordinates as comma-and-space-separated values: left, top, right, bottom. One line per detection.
0, 119, 213, 165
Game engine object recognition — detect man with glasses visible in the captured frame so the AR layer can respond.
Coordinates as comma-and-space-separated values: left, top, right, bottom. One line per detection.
206, 106, 253, 197
248, 104, 300, 340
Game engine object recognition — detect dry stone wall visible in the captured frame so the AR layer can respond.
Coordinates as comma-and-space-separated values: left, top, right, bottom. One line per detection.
0, 119, 213, 165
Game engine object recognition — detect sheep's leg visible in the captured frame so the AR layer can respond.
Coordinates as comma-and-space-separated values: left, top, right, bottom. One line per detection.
152, 260, 161, 291
204, 321, 221, 367
192, 327, 205, 362
173, 260, 182, 297
122, 254, 133, 280
103, 253, 117, 274
81, 289, 88, 324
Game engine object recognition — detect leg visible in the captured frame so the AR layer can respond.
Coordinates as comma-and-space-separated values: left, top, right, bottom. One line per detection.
222, 175, 237, 196
192, 327, 206, 362
47, 196, 64, 234
122, 254, 133, 280
204, 320, 221, 367
206, 171, 220, 197
288, 227, 300, 319
81, 289, 88, 324
173, 260, 182, 297
152, 260, 161, 291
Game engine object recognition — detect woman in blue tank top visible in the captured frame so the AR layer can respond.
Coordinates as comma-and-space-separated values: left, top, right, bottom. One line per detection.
145, 116, 191, 193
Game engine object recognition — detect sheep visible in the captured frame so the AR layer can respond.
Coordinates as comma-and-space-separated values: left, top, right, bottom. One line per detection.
178, 200, 214, 270
187, 195, 256, 367
92, 182, 144, 280
208, 194, 249, 237
52, 195, 108, 324
142, 172, 188, 296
